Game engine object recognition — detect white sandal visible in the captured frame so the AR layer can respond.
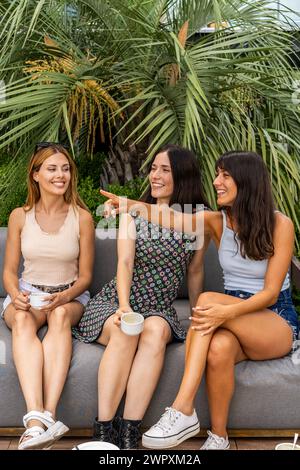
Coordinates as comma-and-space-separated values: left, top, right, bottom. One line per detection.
18, 410, 69, 450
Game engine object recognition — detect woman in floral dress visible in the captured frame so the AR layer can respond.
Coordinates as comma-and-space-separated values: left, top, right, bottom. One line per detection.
72, 144, 210, 449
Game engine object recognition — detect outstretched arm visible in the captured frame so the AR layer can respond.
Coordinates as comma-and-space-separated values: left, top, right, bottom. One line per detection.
100, 189, 208, 238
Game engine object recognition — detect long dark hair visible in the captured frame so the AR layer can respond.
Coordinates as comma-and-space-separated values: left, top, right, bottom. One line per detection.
142, 144, 209, 212
216, 151, 275, 260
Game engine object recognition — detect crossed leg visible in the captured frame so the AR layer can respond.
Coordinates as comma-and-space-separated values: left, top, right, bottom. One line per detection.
172, 291, 293, 427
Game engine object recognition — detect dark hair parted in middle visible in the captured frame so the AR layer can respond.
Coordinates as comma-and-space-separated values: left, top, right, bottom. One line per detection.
142, 144, 209, 211
216, 151, 275, 260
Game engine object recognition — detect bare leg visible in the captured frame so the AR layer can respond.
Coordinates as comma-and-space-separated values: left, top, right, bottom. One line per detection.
42, 302, 84, 417
123, 316, 171, 420
4, 304, 47, 431
172, 290, 293, 418
197, 292, 293, 438
96, 315, 140, 421
206, 329, 247, 438
172, 327, 212, 415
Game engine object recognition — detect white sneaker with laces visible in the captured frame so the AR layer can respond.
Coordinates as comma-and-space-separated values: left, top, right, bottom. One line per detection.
200, 430, 230, 450
142, 407, 200, 449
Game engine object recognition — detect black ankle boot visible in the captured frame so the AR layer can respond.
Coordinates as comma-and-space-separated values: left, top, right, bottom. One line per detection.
119, 419, 142, 450
93, 417, 119, 446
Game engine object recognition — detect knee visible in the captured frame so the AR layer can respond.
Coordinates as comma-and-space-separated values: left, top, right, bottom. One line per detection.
12, 310, 34, 334
196, 292, 217, 308
207, 334, 234, 368
109, 324, 139, 349
48, 306, 70, 330
138, 321, 170, 355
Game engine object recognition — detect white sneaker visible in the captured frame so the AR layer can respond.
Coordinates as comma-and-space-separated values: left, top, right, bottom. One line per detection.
200, 430, 230, 450
142, 407, 200, 449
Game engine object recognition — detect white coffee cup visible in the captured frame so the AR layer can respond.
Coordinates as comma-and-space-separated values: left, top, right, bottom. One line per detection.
275, 443, 300, 450
121, 312, 144, 336
29, 292, 51, 308
72, 441, 119, 450
275, 432, 300, 450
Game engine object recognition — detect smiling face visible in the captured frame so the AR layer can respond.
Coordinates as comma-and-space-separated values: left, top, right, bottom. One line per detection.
213, 167, 238, 207
149, 151, 174, 205
33, 152, 71, 196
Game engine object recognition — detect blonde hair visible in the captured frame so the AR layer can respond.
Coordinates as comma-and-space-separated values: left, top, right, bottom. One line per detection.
25, 144, 89, 212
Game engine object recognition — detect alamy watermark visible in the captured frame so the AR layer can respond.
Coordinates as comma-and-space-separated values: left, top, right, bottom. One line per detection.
0, 80, 6, 104
292, 80, 300, 106
291, 341, 300, 365
95, 199, 205, 250
0, 340, 6, 365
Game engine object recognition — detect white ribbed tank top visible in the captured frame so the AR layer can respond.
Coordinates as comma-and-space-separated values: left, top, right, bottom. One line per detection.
21, 205, 80, 286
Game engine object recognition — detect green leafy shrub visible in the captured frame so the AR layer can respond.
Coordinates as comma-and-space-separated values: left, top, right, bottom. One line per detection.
0, 155, 27, 225
82, 177, 144, 228
78, 176, 103, 225
0, 183, 27, 226
75, 151, 106, 186
292, 285, 300, 321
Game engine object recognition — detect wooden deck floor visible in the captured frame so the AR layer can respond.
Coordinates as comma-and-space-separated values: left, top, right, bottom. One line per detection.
0, 436, 293, 451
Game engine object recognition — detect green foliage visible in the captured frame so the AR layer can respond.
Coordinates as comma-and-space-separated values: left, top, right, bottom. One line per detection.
292, 285, 300, 320
0, 155, 26, 225
104, 178, 144, 202
75, 151, 106, 186
0, 183, 26, 226
78, 176, 102, 225
79, 176, 144, 227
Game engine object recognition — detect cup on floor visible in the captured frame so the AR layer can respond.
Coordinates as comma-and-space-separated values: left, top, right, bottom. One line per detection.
275, 433, 300, 450
72, 441, 120, 450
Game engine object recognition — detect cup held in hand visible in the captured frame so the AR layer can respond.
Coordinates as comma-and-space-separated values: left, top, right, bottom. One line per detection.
121, 312, 144, 336
29, 292, 50, 308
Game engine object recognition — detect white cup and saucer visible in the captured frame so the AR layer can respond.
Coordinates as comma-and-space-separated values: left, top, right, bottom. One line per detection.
275, 433, 300, 450
120, 312, 144, 336
72, 441, 119, 450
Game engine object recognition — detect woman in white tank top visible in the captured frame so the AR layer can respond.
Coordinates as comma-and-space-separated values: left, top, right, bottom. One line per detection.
101, 151, 299, 450
2, 143, 95, 450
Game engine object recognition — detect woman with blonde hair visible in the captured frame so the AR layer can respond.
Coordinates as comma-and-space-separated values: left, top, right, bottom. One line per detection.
2, 142, 95, 450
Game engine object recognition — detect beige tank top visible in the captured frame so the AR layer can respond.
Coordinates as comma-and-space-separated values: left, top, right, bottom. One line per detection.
21, 205, 80, 286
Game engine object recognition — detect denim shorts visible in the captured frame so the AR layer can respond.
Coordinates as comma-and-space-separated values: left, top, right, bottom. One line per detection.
225, 288, 299, 352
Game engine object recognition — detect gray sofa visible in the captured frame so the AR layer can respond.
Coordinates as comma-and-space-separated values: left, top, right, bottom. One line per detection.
0, 227, 299, 435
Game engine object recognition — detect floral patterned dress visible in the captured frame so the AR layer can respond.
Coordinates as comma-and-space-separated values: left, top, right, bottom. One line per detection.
72, 212, 196, 343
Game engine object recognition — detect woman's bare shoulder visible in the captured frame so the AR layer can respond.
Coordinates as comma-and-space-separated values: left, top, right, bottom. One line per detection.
274, 211, 294, 234
204, 210, 222, 229
78, 206, 94, 225
9, 207, 26, 226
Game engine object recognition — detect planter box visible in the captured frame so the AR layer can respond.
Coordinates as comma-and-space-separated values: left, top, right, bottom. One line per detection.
292, 256, 300, 290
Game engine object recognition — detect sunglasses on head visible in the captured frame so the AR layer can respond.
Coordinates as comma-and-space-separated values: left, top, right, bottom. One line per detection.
34, 142, 69, 153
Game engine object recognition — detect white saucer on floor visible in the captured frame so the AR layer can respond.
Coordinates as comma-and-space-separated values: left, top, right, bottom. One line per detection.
72, 441, 119, 450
